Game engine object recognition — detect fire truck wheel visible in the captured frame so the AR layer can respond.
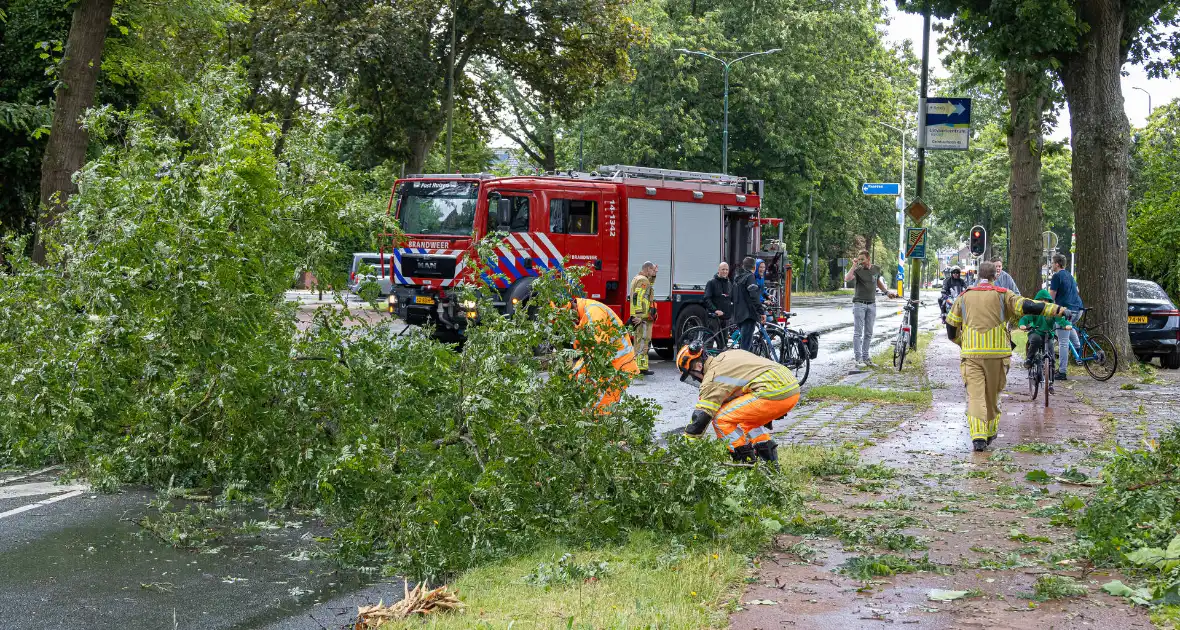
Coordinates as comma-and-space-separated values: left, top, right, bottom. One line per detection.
673, 304, 709, 351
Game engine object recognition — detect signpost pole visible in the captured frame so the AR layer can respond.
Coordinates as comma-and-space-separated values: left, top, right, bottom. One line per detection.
909, 2, 931, 348
899, 128, 906, 297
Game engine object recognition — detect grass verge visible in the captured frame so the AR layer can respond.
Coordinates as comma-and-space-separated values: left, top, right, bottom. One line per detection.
870, 330, 935, 376
376, 444, 847, 628
806, 385, 932, 406
378, 533, 747, 629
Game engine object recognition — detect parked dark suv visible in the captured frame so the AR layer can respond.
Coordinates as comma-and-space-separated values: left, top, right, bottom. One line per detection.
1128, 279, 1180, 369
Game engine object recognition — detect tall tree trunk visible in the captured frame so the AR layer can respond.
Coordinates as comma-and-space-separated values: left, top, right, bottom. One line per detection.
1058, 0, 1133, 362
1005, 67, 1047, 296
31, 0, 115, 264
406, 128, 442, 175
273, 69, 308, 157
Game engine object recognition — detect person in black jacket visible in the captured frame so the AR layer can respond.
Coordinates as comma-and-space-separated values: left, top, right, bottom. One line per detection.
732, 257, 764, 352
703, 262, 733, 329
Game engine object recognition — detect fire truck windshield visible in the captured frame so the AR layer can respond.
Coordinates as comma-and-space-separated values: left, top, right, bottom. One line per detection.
397, 181, 478, 236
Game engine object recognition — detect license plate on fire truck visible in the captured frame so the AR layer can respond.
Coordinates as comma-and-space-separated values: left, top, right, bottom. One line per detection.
415, 296, 435, 305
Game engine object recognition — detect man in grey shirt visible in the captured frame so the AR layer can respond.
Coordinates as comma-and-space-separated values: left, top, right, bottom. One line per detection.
992, 257, 1021, 295
844, 249, 898, 367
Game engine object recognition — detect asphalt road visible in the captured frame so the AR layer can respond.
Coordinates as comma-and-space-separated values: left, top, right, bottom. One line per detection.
636, 292, 945, 436
0, 291, 942, 629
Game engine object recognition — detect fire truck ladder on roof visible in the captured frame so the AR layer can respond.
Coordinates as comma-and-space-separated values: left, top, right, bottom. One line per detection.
594, 165, 744, 184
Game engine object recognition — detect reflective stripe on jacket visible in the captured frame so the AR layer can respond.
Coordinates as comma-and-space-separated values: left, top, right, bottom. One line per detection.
947, 285, 1028, 357
629, 274, 653, 321
695, 349, 799, 415
573, 298, 639, 374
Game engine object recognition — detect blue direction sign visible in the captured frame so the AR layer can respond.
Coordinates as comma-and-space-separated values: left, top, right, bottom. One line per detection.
862, 182, 901, 196
925, 97, 972, 150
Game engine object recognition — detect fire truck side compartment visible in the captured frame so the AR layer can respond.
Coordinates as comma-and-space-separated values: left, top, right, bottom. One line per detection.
624, 198, 673, 300
671, 202, 723, 290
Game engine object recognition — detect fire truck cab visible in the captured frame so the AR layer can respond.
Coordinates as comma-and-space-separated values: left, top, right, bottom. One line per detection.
381, 165, 767, 355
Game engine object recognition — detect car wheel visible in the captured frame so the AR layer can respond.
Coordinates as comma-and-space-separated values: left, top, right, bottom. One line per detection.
1164, 352, 1180, 370
673, 304, 708, 352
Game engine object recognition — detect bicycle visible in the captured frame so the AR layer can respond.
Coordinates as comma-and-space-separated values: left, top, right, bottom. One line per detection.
1060, 308, 1118, 381
1025, 328, 1055, 407
892, 300, 925, 371
679, 316, 812, 385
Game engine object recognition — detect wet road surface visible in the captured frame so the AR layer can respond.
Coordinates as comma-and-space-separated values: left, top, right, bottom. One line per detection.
636, 292, 944, 435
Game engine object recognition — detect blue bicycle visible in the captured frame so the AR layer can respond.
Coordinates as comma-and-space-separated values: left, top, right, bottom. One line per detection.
1055, 308, 1118, 381
678, 315, 813, 385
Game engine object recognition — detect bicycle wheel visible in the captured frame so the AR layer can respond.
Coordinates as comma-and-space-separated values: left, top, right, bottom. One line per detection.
751, 327, 779, 361
1042, 354, 1052, 407
792, 338, 811, 386
1028, 360, 1040, 400
893, 331, 909, 371
1081, 333, 1118, 381
678, 326, 723, 356
763, 326, 790, 364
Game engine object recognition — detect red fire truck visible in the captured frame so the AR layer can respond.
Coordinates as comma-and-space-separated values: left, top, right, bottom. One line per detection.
379, 165, 770, 356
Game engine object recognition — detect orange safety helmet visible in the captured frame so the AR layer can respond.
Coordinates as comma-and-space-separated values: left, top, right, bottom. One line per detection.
676, 340, 706, 382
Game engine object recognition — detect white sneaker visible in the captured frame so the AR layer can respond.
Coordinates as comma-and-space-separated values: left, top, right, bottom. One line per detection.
855, 360, 867, 368
864, 358, 877, 367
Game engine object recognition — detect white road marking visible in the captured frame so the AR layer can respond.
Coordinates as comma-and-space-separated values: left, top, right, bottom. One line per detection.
0, 489, 86, 520
0, 465, 62, 486
0, 482, 90, 500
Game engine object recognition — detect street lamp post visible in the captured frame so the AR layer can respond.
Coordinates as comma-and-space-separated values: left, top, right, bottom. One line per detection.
876, 121, 909, 297
1132, 86, 1153, 119
675, 48, 782, 174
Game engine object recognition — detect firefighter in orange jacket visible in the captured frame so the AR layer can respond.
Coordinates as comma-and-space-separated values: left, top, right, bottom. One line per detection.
946, 261, 1072, 451
570, 297, 640, 412
676, 341, 800, 464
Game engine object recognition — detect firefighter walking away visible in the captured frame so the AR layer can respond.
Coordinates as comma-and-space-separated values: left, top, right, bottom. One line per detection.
676, 342, 800, 465
945, 261, 1072, 451
629, 262, 658, 376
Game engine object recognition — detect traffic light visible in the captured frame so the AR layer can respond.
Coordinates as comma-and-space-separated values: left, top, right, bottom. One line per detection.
969, 226, 986, 256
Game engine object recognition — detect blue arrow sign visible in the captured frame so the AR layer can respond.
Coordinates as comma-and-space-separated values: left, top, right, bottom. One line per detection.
862, 182, 901, 196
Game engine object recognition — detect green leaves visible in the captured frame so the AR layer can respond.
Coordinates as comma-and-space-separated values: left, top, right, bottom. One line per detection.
1101, 580, 1152, 606
1025, 469, 1051, 483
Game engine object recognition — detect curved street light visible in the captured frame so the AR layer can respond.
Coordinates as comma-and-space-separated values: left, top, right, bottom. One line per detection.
675, 48, 782, 174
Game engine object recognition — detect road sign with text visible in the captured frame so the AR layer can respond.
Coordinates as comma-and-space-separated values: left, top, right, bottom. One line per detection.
925, 97, 972, 150
862, 182, 900, 196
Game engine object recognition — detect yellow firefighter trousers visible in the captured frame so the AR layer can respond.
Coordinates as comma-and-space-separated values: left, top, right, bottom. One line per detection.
960, 356, 1010, 440
632, 320, 652, 370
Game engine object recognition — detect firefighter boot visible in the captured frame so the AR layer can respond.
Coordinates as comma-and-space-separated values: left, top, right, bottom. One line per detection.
754, 441, 779, 469
730, 444, 756, 464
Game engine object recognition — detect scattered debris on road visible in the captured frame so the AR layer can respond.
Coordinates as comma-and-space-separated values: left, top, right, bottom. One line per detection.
354, 583, 464, 627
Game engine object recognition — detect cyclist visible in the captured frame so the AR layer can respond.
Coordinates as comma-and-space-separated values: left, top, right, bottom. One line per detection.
732, 257, 764, 352
676, 341, 799, 464
939, 266, 968, 322
1018, 289, 1068, 368
946, 261, 1072, 451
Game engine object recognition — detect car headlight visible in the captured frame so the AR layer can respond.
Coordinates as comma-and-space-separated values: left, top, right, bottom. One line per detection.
460, 300, 476, 310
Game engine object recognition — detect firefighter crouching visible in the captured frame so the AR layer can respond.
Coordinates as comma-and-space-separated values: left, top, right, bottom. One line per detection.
569, 296, 640, 412
676, 341, 800, 464
628, 262, 658, 376
945, 261, 1072, 452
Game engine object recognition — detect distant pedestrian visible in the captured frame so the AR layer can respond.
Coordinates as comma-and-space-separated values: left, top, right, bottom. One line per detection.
704, 262, 733, 328
843, 250, 897, 368
732, 257, 764, 352
992, 258, 1020, 295
946, 261, 1071, 451
1048, 254, 1083, 381
629, 261, 658, 376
